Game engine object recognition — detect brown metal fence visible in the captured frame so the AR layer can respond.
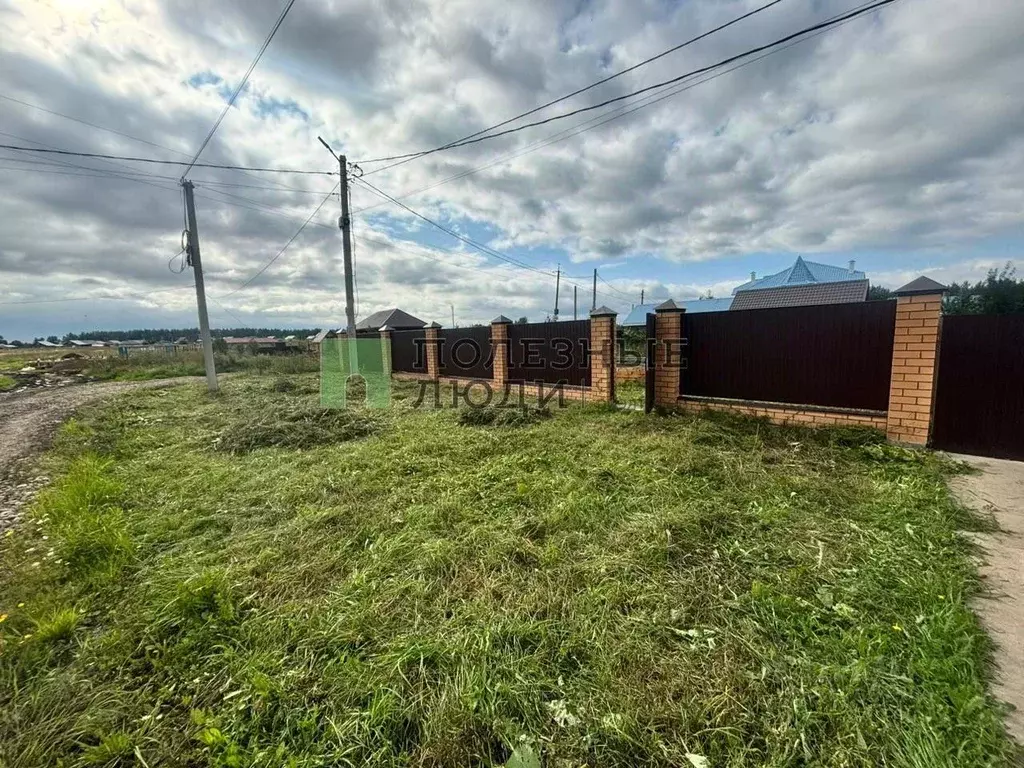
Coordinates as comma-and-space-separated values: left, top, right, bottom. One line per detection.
681, 300, 897, 411
507, 319, 591, 387
438, 326, 493, 379
931, 313, 1024, 460
390, 329, 428, 374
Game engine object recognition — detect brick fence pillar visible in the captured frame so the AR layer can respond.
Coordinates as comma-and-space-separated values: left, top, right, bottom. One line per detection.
590, 306, 617, 402
379, 327, 392, 376
425, 322, 441, 380
654, 299, 686, 409
491, 315, 511, 392
886, 277, 947, 446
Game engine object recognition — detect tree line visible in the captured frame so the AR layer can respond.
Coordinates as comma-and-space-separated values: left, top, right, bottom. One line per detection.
868, 263, 1024, 314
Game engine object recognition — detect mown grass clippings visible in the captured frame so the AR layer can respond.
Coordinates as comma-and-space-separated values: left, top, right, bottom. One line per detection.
215, 403, 380, 454
0, 373, 1017, 767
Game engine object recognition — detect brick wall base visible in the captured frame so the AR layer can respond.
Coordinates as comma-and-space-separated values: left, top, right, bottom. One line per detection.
679, 396, 888, 430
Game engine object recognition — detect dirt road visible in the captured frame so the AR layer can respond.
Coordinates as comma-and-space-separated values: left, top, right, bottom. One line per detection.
949, 454, 1024, 743
0, 379, 195, 534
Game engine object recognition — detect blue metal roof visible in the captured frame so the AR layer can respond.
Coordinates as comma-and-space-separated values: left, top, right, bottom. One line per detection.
620, 297, 734, 326
732, 256, 865, 294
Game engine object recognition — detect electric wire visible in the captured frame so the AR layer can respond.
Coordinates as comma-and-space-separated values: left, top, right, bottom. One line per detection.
355, 0, 786, 169
182, 0, 298, 175
355, 0, 896, 164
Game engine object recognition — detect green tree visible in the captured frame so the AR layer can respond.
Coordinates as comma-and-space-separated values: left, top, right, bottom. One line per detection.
944, 263, 1024, 315
867, 285, 893, 300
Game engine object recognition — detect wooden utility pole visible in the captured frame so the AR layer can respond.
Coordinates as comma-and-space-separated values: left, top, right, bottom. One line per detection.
181, 180, 218, 393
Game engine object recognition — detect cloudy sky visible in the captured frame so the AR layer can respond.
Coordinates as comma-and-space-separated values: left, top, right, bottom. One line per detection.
0, 0, 1022, 340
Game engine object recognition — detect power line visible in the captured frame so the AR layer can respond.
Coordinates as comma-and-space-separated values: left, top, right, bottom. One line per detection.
0, 144, 332, 175
219, 182, 340, 295
356, 0, 897, 164
351, 175, 630, 307
182, 0, 298, 175
355, 0, 786, 170
351, 0, 884, 218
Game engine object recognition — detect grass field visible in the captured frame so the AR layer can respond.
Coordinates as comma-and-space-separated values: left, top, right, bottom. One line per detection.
0, 374, 1015, 766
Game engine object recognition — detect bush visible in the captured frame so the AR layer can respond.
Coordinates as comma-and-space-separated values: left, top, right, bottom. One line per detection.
215, 405, 379, 454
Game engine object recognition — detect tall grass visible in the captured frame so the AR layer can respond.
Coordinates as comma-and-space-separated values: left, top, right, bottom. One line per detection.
84, 350, 319, 381
0, 376, 1016, 766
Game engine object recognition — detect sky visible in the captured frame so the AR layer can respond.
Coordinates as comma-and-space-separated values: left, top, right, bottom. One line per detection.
0, 0, 1022, 340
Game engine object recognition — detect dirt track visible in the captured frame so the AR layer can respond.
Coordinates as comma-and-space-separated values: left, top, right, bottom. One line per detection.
950, 454, 1024, 743
0, 379, 195, 534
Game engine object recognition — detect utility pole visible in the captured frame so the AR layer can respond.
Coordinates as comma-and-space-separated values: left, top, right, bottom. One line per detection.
641, 289, 645, 304
318, 137, 358, 369
592, 268, 597, 310
451, 304, 456, 327
181, 180, 218, 394
553, 265, 561, 321
573, 286, 578, 320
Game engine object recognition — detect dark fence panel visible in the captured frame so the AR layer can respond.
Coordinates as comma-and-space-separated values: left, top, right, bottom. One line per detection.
438, 326, 493, 379
508, 319, 591, 387
932, 313, 1024, 460
390, 329, 428, 373
681, 300, 896, 411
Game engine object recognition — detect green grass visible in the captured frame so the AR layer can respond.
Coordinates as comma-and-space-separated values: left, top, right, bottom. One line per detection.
615, 379, 645, 408
83, 350, 319, 381
0, 374, 16, 392
0, 374, 1016, 767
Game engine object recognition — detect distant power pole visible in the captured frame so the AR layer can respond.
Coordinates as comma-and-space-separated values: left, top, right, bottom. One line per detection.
573, 286, 578, 320
592, 269, 597, 310
553, 265, 561, 321
318, 137, 358, 368
641, 289, 645, 304
181, 180, 218, 393
451, 304, 456, 327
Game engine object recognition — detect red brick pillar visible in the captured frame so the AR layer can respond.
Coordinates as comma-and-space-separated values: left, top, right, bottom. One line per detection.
491, 315, 511, 392
654, 300, 686, 409
589, 307, 616, 402
886, 277, 946, 446
425, 322, 441, 381
379, 327, 392, 376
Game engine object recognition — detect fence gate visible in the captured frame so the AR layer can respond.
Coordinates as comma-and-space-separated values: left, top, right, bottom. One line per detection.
644, 313, 656, 413
931, 313, 1024, 460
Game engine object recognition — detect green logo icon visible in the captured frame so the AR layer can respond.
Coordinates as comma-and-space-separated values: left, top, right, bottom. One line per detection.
320, 337, 391, 408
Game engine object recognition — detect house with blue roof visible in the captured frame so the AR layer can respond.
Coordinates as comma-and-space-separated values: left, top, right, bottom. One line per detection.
620, 257, 870, 326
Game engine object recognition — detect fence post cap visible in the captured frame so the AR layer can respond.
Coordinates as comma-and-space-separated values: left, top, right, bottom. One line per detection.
892, 276, 948, 296
491, 315, 513, 324
655, 299, 684, 312
590, 305, 617, 317
427, 321, 442, 328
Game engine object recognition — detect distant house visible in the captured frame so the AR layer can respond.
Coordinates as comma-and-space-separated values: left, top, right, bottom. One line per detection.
356, 308, 426, 332
68, 339, 105, 347
730, 257, 868, 310
620, 257, 871, 326
621, 297, 735, 326
222, 336, 286, 354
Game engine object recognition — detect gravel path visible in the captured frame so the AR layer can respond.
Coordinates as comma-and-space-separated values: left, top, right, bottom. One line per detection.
0, 378, 197, 534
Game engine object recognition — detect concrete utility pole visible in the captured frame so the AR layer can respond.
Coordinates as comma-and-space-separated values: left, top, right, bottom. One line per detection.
451, 304, 456, 327
573, 285, 578, 320
641, 289, 645, 304
553, 265, 561, 321
592, 268, 597, 310
181, 180, 218, 393
318, 137, 358, 368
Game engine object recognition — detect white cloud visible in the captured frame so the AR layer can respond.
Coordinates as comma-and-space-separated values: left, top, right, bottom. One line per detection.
1, 0, 1023, 339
